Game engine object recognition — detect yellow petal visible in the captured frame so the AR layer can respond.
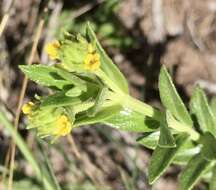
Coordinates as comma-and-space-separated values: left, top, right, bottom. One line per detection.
22, 102, 35, 115
45, 40, 60, 60
84, 53, 100, 71
55, 115, 72, 136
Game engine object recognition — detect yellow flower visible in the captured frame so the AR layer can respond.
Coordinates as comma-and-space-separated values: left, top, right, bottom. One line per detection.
84, 52, 100, 71
54, 115, 72, 136
45, 40, 60, 60
22, 102, 35, 115
87, 44, 94, 54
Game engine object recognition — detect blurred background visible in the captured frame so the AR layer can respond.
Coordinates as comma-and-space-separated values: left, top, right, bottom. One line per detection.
0, 0, 216, 189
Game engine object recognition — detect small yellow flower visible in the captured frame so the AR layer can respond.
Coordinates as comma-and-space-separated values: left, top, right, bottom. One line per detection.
45, 40, 60, 60
54, 115, 72, 136
22, 102, 35, 115
87, 44, 94, 54
84, 53, 100, 71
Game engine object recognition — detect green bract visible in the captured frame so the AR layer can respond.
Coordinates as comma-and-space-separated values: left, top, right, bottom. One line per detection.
20, 23, 216, 190
59, 36, 89, 71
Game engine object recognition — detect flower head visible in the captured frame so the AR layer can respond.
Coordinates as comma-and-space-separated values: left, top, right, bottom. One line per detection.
45, 40, 61, 60
84, 52, 100, 71
54, 115, 72, 136
23, 102, 73, 141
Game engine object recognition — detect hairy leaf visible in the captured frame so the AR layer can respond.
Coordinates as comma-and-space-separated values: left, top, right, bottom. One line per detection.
86, 22, 128, 93
210, 165, 216, 190
41, 92, 81, 107
19, 65, 71, 89
148, 133, 189, 184
75, 104, 122, 125
137, 131, 160, 149
179, 153, 210, 190
200, 132, 216, 160
210, 97, 216, 117
173, 143, 201, 165
159, 66, 192, 126
190, 87, 216, 136
104, 108, 159, 132
158, 122, 176, 148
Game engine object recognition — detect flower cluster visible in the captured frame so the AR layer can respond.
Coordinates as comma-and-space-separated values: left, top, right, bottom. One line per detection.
22, 102, 73, 141
45, 35, 100, 71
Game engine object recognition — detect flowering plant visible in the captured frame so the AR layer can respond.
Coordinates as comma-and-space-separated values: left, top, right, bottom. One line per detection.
20, 23, 216, 190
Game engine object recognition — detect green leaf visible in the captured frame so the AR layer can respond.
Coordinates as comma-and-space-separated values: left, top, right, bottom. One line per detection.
86, 22, 128, 93
166, 110, 199, 141
159, 66, 192, 126
65, 87, 82, 97
173, 142, 201, 165
104, 108, 159, 132
75, 104, 122, 126
158, 122, 176, 148
137, 131, 160, 149
210, 165, 216, 190
56, 68, 87, 92
41, 92, 81, 107
190, 87, 216, 136
19, 65, 71, 89
179, 153, 210, 190
200, 132, 216, 160
210, 97, 216, 116
87, 87, 108, 117
148, 133, 189, 184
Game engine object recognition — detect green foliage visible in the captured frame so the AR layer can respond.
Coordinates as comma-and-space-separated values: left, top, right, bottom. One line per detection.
210, 165, 216, 190
19, 65, 71, 89
86, 23, 129, 93
105, 109, 159, 132
19, 23, 216, 189
137, 131, 159, 149
159, 66, 192, 126
200, 132, 216, 160
179, 153, 210, 190
190, 87, 216, 137
158, 121, 175, 148
148, 134, 189, 184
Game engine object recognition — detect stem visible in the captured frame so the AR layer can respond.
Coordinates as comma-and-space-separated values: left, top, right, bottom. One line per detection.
126, 95, 164, 121
96, 70, 200, 141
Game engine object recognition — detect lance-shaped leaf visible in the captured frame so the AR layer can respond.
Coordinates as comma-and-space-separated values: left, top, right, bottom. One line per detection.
210, 97, 216, 117
148, 133, 189, 184
19, 65, 71, 89
173, 143, 201, 165
200, 132, 216, 160
166, 110, 199, 141
56, 68, 87, 92
210, 165, 216, 190
65, 87, 82, 97
158, 121, 176, 148
104, 108, 159, 132
179, 153, 210, 190
86, 22, 129, 94
87, 87, 108, 117
190, 87, 216, 137
40, 92, 81, 107
159, 66, 192, 126
137, 131, 160, 149
75, 104, 122, 126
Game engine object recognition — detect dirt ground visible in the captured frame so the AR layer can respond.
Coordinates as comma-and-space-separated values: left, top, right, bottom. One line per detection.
0, 0, 216, 189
